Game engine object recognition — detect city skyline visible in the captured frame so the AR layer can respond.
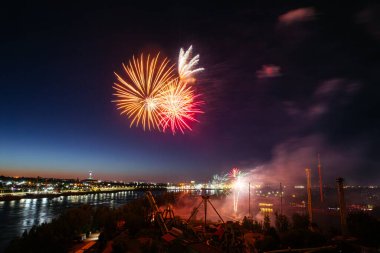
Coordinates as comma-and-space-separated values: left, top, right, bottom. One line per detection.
1, 2, 380, 184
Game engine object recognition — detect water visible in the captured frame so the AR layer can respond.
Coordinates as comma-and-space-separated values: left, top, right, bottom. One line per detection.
2, 188, 376, 251
0, 191, 145, 252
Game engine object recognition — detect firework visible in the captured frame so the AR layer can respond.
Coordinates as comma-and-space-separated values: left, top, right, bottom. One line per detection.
158, 79, 203, 134
233, 188, 240, 213
229, 168, 241, 179
178, 45, 204, 83
113, 54, 175, 130
212, 174, 228, 184
228, 168, 247, 213
113, 46, 205, 134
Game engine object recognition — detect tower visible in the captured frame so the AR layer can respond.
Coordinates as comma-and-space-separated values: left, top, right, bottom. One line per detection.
305, 168, 313, 224
336, 178, 348, 236
248, 182, 251, 218
280, 182, 283, 215
88, 171, 93, 180
317, 153, 324, 203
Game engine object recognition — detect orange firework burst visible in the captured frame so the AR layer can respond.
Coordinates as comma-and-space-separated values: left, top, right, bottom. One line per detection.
113, 54, 175, 130
158, 79, 203, 134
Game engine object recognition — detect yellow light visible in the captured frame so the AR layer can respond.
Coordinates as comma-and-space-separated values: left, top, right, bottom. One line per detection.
259, 203, 273, 207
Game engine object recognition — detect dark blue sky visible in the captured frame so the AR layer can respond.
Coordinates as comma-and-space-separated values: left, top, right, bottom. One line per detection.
1, 2, 380, 183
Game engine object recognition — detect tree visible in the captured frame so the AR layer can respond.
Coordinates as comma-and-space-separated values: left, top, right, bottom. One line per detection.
22, 229, 28, 239
255, 233, 280, 252
347, 211, 380, 247
252, 220, 263, 233
291, 213, 309, 230
263, 214, 271, 232
242, 216, 252, 230
275, 212, 289, 233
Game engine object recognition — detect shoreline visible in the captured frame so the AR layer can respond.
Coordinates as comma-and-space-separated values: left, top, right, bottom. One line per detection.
0, 188, 167, 202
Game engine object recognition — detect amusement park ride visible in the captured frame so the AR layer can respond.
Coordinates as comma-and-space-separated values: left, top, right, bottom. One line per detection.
145, 191, 245, 252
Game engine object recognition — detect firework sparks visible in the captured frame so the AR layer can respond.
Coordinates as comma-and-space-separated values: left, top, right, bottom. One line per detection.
228, 168, 247, 213
158, 79, 204, 134
178, 45, 204, 83
113, 46, 205, 134
212, 174, 228, 184
113, 54, 175, 130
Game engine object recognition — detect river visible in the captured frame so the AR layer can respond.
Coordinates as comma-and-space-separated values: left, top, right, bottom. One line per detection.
0, 190, 147, 252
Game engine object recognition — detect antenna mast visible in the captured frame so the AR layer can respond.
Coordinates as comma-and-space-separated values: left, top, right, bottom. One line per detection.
305, 168, 313, 224
317, 153, 324, 203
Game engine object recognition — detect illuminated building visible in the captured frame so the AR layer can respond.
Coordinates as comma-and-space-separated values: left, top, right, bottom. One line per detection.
259, 203, 273, 213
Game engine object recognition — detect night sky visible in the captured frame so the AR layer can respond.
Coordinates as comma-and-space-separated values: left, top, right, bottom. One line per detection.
1, 2, 379, 184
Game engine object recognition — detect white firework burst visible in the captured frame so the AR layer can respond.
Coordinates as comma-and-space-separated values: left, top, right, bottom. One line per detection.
178, 45, 204, 83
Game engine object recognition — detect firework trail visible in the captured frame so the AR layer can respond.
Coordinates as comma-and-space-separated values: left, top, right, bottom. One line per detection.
113, 54, 175, 131
158, 79, 203, 134
229, 168, 247, 213
234, 189, 240, 213
178, 45, 204, 83
229, 168, 240, 178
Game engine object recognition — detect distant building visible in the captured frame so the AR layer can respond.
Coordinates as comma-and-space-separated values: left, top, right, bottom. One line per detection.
259, 202, 273, 213
81, 171, 98, 185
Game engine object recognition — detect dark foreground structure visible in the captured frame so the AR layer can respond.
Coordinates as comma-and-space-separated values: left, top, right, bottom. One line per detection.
5, 182, 380, 253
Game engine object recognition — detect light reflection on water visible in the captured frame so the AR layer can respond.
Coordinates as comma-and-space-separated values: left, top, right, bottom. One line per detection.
0, 191, 142, 251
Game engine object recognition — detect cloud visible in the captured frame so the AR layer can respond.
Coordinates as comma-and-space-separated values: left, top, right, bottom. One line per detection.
309, 79, 360, 119
256, 64, 282, 79
307, 103, 328, 117
283, 101, 300, 116
246, 135, 326, 185
175, 134, 378, 223
357, 5, 380, 41
244, 134, 376, 185
278, 7, 316, 25
314, 78, 342, 97
284, 78, 361, 120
